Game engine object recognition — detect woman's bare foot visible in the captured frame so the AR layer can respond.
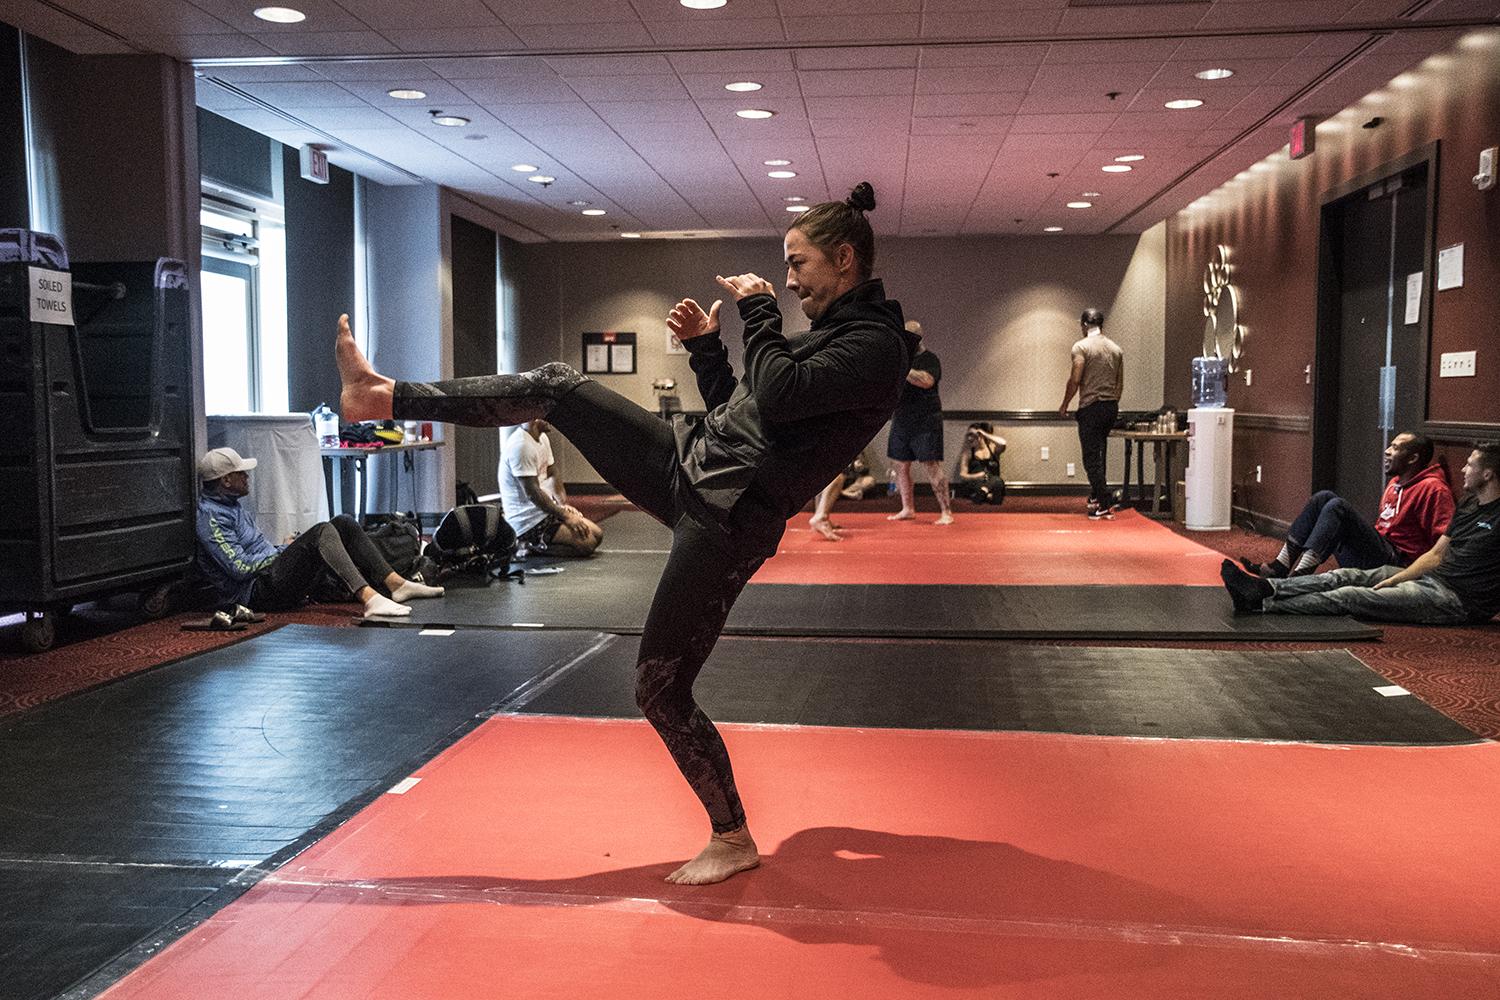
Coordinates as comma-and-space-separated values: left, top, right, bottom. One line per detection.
809, 516, 842, 541
887, 510, 915, 521
335, 313, 395, 421
665, 826, 760, 885
935, 512, 955, 525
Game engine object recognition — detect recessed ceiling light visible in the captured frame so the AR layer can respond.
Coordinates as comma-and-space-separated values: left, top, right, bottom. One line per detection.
725, 81, 762, 93
736, 109, 775, 120
1164, 99, 1203, 110
527, 175, 555, 184
387, 88, 426, 100
620, 232, 642, 238
581, 209, 606, 216
680, 0, 727, 8
786, 205, 810, 213
1066, 201, 1093, 209
1043, 226, 1063, 233
763, 159, 791, 166
569, 200, 591, 206
431, 114, 469, 127
1081, 191, 1101, 197
1195, 68, 1234, 81
511, 163, 538, 172
767, 170, 796, 178
1114, 154, 1145, 162
784, 196, 806, 202
253, 6, 305, 23
1101, 164, 1132, 172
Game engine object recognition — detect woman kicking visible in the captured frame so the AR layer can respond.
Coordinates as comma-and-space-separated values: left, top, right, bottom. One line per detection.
335, 183, 915, 884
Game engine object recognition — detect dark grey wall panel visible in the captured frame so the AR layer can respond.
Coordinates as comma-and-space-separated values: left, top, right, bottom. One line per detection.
450, 213, 499, 495
282, 146, 353, 414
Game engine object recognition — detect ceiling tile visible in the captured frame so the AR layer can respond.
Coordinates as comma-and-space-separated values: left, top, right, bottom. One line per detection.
910, 116, 1013, 135
920, 8, 1061, 38
804, 94, 913, 118
426, 55, 558, 79
548, 54, 675, 75
484, 0, 643, 25
509, 22, 657, 47
680, 72, 803, 100
912, 92, 1025, 116
566, 75, 692, 102
453, 76, 581, 103
59, 0, 234, 35
785, 14, 923, 42
1011, 112, 1122, 134
797, 68, 918, 98
669, 50, 798, 73
383, 27, 528, 52
332, 0, 503, 29
645, 18, 787, 45
334, 79, 473, 104
140, 34, 277, 59
1056, 4, 1211, 33
917, 65, 1039, 94
592, 101, 709, 124
313, 59, 442, 82
629, 0, 780, 18
193, 0, 368, 33
793, 47, 920, 70
1195, 1, 1360, 30
253, 31, 400, 56
492, 104, 605, 128
917, 43, 1050, 67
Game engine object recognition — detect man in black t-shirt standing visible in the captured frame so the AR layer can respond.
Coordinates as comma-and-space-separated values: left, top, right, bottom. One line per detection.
1219, 443, 1500, 624
886, 321, 954, 524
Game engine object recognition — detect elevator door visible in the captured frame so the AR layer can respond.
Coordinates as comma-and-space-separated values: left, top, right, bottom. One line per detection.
1327, 166, 1428, 516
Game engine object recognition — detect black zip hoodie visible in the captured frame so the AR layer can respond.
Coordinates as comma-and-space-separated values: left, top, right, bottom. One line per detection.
676, 278, 915, 553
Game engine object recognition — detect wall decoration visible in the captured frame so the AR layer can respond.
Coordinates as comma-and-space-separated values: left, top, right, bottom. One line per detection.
1201, 244, 1246, 371
581, 331, 636, 374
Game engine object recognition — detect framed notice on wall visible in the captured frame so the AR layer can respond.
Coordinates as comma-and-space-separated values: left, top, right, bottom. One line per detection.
582, 331, 636, 374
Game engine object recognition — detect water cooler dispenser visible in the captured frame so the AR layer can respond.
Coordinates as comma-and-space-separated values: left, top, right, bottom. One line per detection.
1185, 357, 1233, 531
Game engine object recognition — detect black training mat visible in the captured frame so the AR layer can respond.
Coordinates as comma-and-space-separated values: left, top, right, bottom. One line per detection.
517, 637, 1477, 745
389, 566, 1382, 642
0, 624, 607, 1000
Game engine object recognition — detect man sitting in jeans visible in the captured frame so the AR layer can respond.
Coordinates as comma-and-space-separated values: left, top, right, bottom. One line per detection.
1220, 444, 1500, 625
1242, 432, 1453, 577
195, 447, 443, 619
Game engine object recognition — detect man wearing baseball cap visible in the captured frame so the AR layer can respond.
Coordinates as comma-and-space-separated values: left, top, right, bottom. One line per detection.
195, 446, 443, 618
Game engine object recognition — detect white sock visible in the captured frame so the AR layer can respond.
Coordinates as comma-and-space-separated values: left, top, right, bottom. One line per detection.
363, 592, 411, 618
390, 579, 444, 601
1292, 550, 1323, 575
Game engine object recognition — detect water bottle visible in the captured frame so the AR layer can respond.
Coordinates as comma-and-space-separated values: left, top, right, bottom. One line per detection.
313, 403, 339, 448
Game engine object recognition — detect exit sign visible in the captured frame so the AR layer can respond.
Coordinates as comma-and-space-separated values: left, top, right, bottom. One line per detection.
1289, 117, 1317, 160
299, 145, 329, 184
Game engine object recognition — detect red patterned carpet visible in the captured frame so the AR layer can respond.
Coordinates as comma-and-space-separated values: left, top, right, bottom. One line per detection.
3, 495, 1496, 738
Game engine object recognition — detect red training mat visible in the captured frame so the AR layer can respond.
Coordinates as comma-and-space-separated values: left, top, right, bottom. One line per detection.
105, 715, 1500, 999
753, 509, 1228, 585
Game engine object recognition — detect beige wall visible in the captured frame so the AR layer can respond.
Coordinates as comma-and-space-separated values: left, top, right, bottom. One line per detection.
506, 225, 1166, 488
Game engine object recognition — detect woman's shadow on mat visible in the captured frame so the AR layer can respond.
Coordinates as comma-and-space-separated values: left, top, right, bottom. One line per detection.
344, 826, 1211, 989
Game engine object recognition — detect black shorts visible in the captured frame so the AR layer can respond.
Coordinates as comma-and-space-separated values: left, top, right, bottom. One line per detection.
887, 416, 944, 462
517, 513, 563, 549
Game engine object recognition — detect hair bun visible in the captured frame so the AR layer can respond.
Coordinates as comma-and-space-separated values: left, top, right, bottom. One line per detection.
846, 181, 877, 213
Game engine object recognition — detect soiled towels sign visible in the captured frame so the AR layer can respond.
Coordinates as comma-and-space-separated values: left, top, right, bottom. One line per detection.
28, 267, 74, 325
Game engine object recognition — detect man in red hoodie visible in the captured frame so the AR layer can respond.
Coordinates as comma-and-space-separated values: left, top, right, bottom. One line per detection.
1242, 432, 1453, 577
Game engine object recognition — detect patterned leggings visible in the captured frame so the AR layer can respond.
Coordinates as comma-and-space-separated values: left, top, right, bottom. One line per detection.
395, 369, 763, 832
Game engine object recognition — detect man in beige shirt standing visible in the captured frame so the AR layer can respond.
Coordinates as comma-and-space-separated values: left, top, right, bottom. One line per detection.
1058, 308, 1124, 519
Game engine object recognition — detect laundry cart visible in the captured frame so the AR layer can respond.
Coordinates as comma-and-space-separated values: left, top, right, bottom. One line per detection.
0, 230, 198, 651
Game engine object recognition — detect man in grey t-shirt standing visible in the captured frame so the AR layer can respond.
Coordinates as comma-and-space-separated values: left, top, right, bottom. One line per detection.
1058, 308, 1124, 519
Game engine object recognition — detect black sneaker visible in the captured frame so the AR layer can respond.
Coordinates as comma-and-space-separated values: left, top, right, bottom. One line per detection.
1220, 559, 1271, 613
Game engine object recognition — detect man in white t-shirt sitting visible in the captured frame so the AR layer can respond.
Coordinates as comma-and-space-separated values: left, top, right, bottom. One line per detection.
499, 419, 603, 557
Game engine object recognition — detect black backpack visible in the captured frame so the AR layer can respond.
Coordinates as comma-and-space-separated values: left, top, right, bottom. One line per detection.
431, 504, 521, 580
363, 512, 423, 576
